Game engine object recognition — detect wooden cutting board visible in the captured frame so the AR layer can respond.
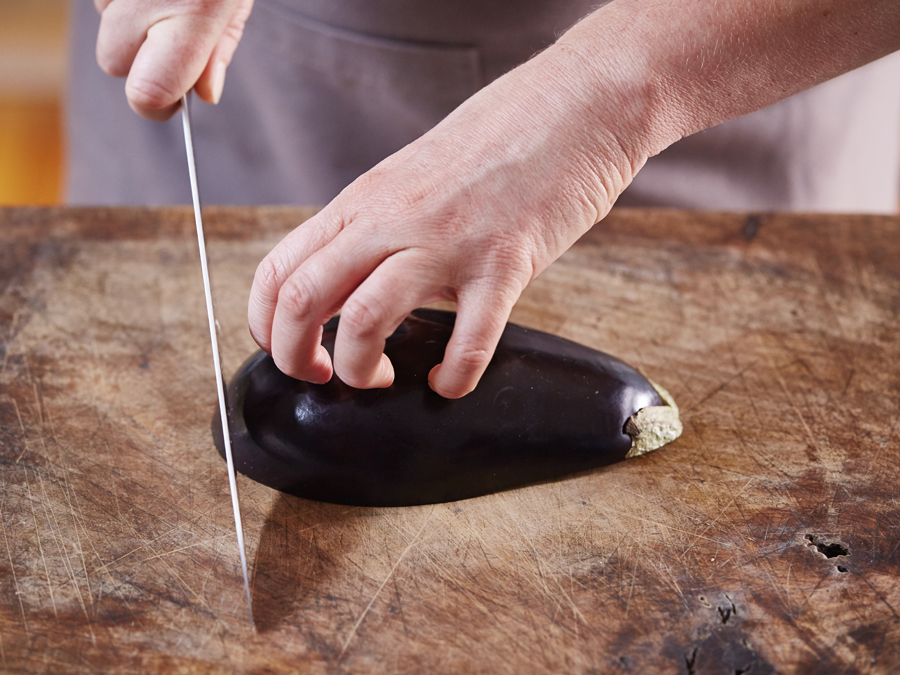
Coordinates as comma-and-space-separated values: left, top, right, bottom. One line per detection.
1, 207, 898, 673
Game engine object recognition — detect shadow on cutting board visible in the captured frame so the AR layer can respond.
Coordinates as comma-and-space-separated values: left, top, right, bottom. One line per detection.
250, 493, 377, 637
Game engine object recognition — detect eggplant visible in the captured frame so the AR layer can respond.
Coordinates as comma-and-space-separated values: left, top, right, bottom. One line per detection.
213, 309, 681, 506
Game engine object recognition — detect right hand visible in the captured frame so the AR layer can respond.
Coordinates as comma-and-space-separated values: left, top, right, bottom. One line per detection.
94, 0, 255, 121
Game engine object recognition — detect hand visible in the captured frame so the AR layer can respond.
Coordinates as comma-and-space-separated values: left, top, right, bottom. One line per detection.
249, 0, 900, 400
94, 0, 255, 120
247, 46, 655, 398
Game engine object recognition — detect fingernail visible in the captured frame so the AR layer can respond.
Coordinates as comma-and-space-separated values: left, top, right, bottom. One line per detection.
211, 61, 227, 104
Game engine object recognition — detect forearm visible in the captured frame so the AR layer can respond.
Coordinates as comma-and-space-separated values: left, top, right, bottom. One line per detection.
247, 0, 900, 398
546, 0, 900, 173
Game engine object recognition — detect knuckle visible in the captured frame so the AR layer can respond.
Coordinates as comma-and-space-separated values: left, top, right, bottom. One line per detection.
95, 47, 125, 77
222, 23, 245, 46
346, 168, 383, 198
484, 234, 533, 271
277, 272, 318, 318
125, 75, 179, 112
94, 0, 117, 15
253, 255, 288, 297
449, 341, 493, 372
339, 301, 383, 340
389, 186, 430, 214
343, 172, 416, 219
466, 252, 533, 300
95, 27, 129, 77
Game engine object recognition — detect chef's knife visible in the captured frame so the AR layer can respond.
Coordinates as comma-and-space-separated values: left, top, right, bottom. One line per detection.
181, 92, 255, 629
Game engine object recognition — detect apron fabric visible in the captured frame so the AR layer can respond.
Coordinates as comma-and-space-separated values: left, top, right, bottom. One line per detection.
67, 0, 900, 212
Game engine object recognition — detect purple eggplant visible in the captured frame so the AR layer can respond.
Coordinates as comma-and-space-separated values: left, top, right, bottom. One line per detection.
213, 309, 680, 506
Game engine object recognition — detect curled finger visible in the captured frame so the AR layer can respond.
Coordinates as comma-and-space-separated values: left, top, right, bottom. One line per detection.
428, 286, 519, 399
268, 230, 387, 382
334, 251, 443, 389
95, 0, 149, 78
194, 0, 254, 104
248, 203, 348, 353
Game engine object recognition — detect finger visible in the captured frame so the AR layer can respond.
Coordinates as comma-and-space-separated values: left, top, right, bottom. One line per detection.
248, 203, 347, 353
95, 0, 151, 78
334, 251, 443, 389
124, 13, 229, 120
268, 230, 387, 383
194, 0, 254, 105
428, 287, 518, 399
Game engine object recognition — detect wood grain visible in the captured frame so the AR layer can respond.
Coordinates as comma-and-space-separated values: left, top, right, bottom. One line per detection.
1, 207, 898, 673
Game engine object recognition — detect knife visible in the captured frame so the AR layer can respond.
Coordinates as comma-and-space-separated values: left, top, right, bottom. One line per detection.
181, 92, 255, 629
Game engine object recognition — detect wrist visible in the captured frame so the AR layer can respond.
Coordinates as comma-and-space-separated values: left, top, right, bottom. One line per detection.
552, 0, 900, 165
537, 7, 691, 206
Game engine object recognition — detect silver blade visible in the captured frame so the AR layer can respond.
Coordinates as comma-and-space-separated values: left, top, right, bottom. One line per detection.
181, 93, 255, 629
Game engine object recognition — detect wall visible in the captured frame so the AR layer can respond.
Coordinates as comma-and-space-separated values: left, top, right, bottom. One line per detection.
0, 0, 67, 205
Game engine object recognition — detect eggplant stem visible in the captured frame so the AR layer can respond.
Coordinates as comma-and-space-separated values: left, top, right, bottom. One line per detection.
624, 380, 682, 459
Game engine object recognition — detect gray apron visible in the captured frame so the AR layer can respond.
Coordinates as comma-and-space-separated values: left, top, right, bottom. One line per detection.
67, 0, 900, 212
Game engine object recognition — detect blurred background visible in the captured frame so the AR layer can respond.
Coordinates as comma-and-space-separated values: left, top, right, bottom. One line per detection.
2, 2, 898, 211
0, 0, 67, 205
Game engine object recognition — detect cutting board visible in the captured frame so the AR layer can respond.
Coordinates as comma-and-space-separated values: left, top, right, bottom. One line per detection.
1, 207, 898, 673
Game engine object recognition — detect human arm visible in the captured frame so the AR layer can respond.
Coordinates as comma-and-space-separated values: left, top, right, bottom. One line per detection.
247, 0, 900, 398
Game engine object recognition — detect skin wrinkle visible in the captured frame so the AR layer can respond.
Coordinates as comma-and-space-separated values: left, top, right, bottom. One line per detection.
97, 0, 252, 116
94, 0, 900, 396
549, 34, 669, 185
100, 3, 201, 71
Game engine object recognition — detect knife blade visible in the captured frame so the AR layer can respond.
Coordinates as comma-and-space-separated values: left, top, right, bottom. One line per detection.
181, 92, 255, 629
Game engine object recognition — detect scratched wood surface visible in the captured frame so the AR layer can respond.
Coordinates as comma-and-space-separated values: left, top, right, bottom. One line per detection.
0, 207, 898, 674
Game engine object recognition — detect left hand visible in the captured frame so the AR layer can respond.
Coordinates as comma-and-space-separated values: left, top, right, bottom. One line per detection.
252, 0, 900, 398
247, 44, 661, 398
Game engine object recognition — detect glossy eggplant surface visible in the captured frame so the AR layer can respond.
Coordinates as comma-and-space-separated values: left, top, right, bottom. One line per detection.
213, 309, 671, 506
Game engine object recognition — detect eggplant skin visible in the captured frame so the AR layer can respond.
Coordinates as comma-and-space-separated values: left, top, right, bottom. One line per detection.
213, 309, 665, 506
